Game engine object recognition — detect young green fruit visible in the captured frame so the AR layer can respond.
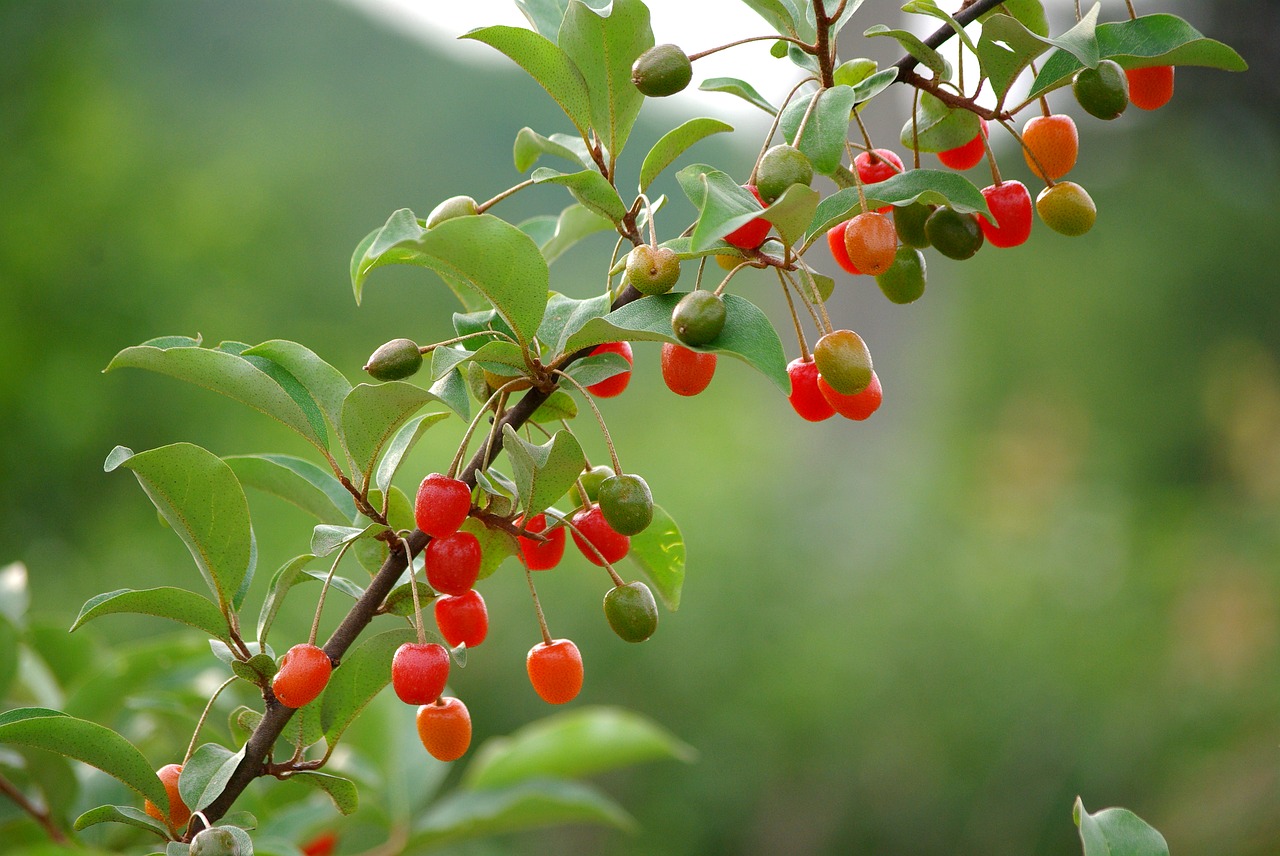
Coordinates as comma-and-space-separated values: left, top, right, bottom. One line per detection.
894, 202, 933, 249
924, 206, 984, 260
1036, 181, 1096, 236
604, 581, 659, 643
1073, 59, 1129, 120
571, 464, 614, 507
631, 44, 692, 97
813, 329, 873, 396
364, 338, 423, 381
625, 245, 681, 295
756, 144, 813, 203
598, 473, 653, 536
190, 827, 241, 856
875, 246, 927, 304
425, 195, 478, 228
672, 290, 726, 347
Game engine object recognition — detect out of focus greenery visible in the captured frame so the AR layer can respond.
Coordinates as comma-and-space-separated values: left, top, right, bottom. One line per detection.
2, 1, 1277, 854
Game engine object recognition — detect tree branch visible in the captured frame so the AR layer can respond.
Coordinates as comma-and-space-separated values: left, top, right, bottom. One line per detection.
0, 771, 69, 845
892, 0, 1007, 80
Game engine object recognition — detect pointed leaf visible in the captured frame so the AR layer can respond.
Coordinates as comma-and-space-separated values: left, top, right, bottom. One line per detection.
779, 85, 858, 175
848, 67, 899, 104
1074, 797, 1169, 856
460, 26, 593, 135
640, 118, 734, 192
240, 340, 351, 435
902, 0, 977, 54
547, 293, 612, 358
501, 426, 586, 519
310, 524, 382, 558
531, 168, 627, 223
698, 77, 777, 115
759, 183, 820, 248
1041, 2, 1101, 69
411, 779, 632, 847
340, 382, 438, 490
563, 351, 630, 387
429, 366, 471, 422
864, 25, 951, 79
256, 555, 316, 644
287, 771, 359, 815
526, 203, 615, 266
179, 743, 243, 811
375, 412, 452, 497
976, 14, 1051, 100
73, 805, 172, 838
628, 503, 684, 610
677, 166, 767, 252
514, 127, 587, 172
72, 588, 230, 642
225, 454, 355, 525
980, 0, 1048, 36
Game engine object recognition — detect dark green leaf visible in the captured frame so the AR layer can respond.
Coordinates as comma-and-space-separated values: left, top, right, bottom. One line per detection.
240, 340, 351, 436
1074, 797, 1169, 856
411, 779, 632, 847
531, 168, 627, 223
698, 77, 777, 115
287, 771, 359, 815
256, 555, 316, 644
514, 127, 587, 172
898, 91, 980, 153
562, 351, 630, 387
320, 628, 421, 743
501, 426, 586, 519
381, 580, 436, 617
460, 26, 593, 135
779, 85, 858, 175
976, 14, 1051, 100
627, 503, 685, 610
639, 118, 734, 192
530, 389, 579, 423
375, 412, 452, 497
231, 653, 277, 685
229, 706, 262, 743
676, 165, 766, 252
71, 588, 229, 642
461, 517, 520, 581
281, 696, 324, 754
864, 25, 951, 79
73, 805, 171, 838
179, 743, 243, 811
225, 454, 355, 525
979, 0, 1048, 36
340, 382, 438, 490
470, 341, 531, 376
543, 293, 612, 358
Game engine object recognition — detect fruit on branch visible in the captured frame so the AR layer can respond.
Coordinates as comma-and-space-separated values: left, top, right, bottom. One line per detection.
894, 202, 933, 249
723, 185, 771, 250
598, 473, 654, 536
144, 763, 190, 832
272, 643, 333, 709
415, 474, 472, 539
813, 329, 874, 396
625, 244, 682, 295
527, 638, 584, 704
585, 341, 633, 398
757, 144, 814, 203
416, 696, 472, 761
786, 357, 836, 422
425, 195, 478, 228
631, 44, 693, 97
875, 246, 927, 304
826, 220, 863, 275
1035, 181, 1097, 236
425, 531, 482, 596
977, 181, 1033, 248
604, 581, 659, 643
925, 206, 985, 260
190, 826, 241, 856
819, 370, 883, 421
1126, 65, 1175, 110
570, 505, 630, 565
435, 589, 489, 648
842, 212, 897, 276
364, 338, 422, 381
672, 289, 726, 346
1022, 114, 1078, 180
300, 833, 338, 856
855, 148, 904, 214
1074, 59, 1130, 120
937, 118, 989, 171
661, 342, 717, 396
392, 641, 450, 704
516, 513, 567, 571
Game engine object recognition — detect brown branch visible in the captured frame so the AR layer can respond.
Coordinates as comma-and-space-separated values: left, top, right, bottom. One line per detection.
0, 772, 69, 845
899, 68, 1009, 121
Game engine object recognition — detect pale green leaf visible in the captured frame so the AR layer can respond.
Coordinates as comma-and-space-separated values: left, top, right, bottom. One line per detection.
340, 382, 438, 490
287, 771, 359, 815
460, 26, 593, 135
531, 168, 627, 223
514, 126, 587, 172
320, 628, 423, 743
558, 0, 653, 158
1074, 797, 1169, 856
240, 340, 351, 436
865, 24, 951, 79
501, 426, 586, 519
179, 743, 243, 811
225, 454, 355, 525
639, 118, 733, 192
779, 85, 858, 175
698, 77, 777, 115
628, 503, 684, 610
73, 805, 171, 838
375, 412, 452, 497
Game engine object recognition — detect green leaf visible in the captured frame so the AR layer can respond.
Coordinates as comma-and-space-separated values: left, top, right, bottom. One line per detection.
530, 389, 579, 423
566, 293, 789, 392
381, 580, 436, 617
902, 0, 978, 54
515, 0, 571, 40
168, 843, 191, 856
976, 14, 1051, 100
340, 382, 438, 490
429, 365, 472, 423
460, 26, 593, 135
848, 67, 899, 105
256, 555, 316, 644
864, 25, 951, 79
218, 811, 258, 831
375, 412, 452, 497
760, 183, 821, 248
0, 708, 169, 811
321, 628, 421, 743
898, 91, 980, 153
676, 165, 767, 252
224, 827, 255, 856
105, 444, 253, 613
470, 341, 531, 376
71, 588, 230, 642
501, 426, 586, 519
804, 169, 990, 246
73, 805, 172, 838
979, 0, 1048, 37
240, 340, 351, 436
461, 517, 520, 581
310, 524, 382, 558
558, 0, 653, 159
465, 706, 695, 790
1042, 2, 1101, 69
229, 706, 262, 743
514, 127, 587, 172
525, 204, 614, 265
738, 0, 798, 37
542, 293, 612, 358
179, 743, 243, 811
287, 771, 359, 815
0, 561, 29, 625
531, 168, 627, 223
280, 696, 325, 754
698, 77, 777, 115
628, 503, 684, 610
778, 85, 858, 175
353, 211, 550, 347
1074, 797, 1169, 856
231, 653, 277, 685
225, 454, 355, 525
563, 351, 630, 387
639, 118, 733, 192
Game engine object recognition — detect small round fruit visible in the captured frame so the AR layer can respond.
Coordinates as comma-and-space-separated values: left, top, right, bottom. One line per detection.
517, 513, 566, 571
843, 212, 897, 276
894, 202, 933, 249
631, 44, 692, 97
756, 144, 814, 203
570, 464, 613, 507
425, 531, 482, 596
570, 505, 629, 565
415, 474, 472, 539
364, 338, 422, 381
1021, 114, 1078, 181
145, 763, 190, 832
723, 186, 771, 250
818, 370, 883, 421
392, 642, 450, 704
813, 329, 873, 396
661, 342, 716, 396
625, 245, 681, 295
585, 341, 633, 398
425, 195, 478, 228
1126, 65, 1174, 110
854, 148, 904, 185
190, 827, 241, 856
925, 206, 984, 260
1036, 181, 1096, 236
598, 473, 653, 536
272, 643, 332, 709
977, 181, 1033, 248
671, 290, 726, 346
875, 246, 926, 304
826, 220, 862, 275
527, 638, 584, 704
416, 696, 472, 761
604, 581, 659, 643
435, 589, 488, 648
786, 357, 836, 422
300, 833, 338, 856
1073, 59, 1129, 120
937, 119, 988, 171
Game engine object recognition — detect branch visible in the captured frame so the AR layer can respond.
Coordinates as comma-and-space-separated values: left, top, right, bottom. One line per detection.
0, 771, 69, 845
892, 0, 1007, 79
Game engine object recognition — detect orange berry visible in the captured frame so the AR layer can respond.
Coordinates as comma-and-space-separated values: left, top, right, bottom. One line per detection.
842, 212, 897, 276
144, 763, 190, 832
271, 643, 332, 709
527, 638, 584, 704
1021, 114, 1078, 181
416, 696, 472, 762
1126, 65, 1174, 110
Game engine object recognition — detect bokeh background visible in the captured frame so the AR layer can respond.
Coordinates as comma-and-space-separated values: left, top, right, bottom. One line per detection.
3, 0, 1279, 853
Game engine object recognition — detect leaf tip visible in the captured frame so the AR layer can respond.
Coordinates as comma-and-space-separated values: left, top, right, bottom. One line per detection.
104, 445, 134, 473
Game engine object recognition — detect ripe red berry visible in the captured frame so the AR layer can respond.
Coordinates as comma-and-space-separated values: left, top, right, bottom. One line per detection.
425, 531, 482, 596
661, 342, 717, 396
517, 513, 566, 571
272, 643, 332, 709
976, 180, 1033, 248
937, 118, 988, 170
416, 696, 472, 761
300, 833, 338, 856
854, 149, 903, 214
585, 341, 633, 398
826, 220, 863, 276
818, 370, 883, 420
144, 763, 190, 832
1126, 65, 1174, 110
391, 642, 450, 704
723, 185, 771, 250
786, 357, 836, 422
527, 638, 584, 704
434, 590, 488, 648
414, 474, 471, 538
570, 505, 629, 565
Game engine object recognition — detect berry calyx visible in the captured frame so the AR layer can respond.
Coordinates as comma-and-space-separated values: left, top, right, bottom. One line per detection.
144, 763, 190, 832
842, 212, 897, 276
190, 827, 241, 856
1126, 65, 1175, 110
425, 531, 482, 596
875, 246, 927, 304
416, 696, 472, 761
364, 338, 422, 382
1074, 59, 1129, 120
756, 144, 814, 203
604, 581, 659, 643
631, 44, 692, 98
661, 342, 717, 396
925, 206, 984, 260
671, 290, 726, 347
434, 589, 489, 648
598, 473, 653, 536
819, 370, 883, 421
723, 185, 771, 250
894, 202, 933, 249
1021, 114, 1078, 181
585, 342, 633, 398
977, 181, 1034, 248
570, 505, 629, 565
786, 357, 836, 422
391, 642, 450, 704
272, 643, 332, 709
813, 329, 873, 396
527, 638, 584, 704
625, 245, 681, 295
1036, 181, 1097, 236
425, 195, 478, 229
826, 220, 863, 275
517, 513, 566, 571
414, 474, 472, 539
937, 118, 989, 171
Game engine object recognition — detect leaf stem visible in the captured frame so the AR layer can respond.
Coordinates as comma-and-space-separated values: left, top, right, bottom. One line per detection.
525, 567, 553, 646
398, 535, 427, 645
476, 178, 537, 214
309, 541, 354, 646
687, 34, 815, 63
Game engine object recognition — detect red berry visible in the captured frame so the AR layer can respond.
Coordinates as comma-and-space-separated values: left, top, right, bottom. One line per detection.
425, 531, 481, 596
585, 341, 633, 398
272, 643, 332, 709
144, 763, 190, 832
300, 833, 338, 856
843, 212, 897, 276
787, 357, 836, 422
937, 118, 988, 170
976, 180, 1033, 248
723, 185, 771, 250
826, 220, 863, 276
818, 370, 883, 420
1126, 65, 1174, 110
570, 505, 629, 565
416, 696, 472, 761
661, 342, 717, 396
391, 642, 450, 704
414, 474, 471, 538
854, 149, 903, 214
527, 638, 584, 704
434, 589, 488, 648
517, 513, 566, 571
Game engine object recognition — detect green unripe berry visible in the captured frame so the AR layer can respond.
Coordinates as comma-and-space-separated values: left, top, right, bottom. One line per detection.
671, 290, 726, 347
364, 338, 423, 381
625, 245, 681, 295
875, 246, 927, 304
924, 206, 984, 260
1073, 59, 1129, 120
631, 44, 692, 98
190, 827, 241, 856
1036, 181, 1096, 236
598, 473, 653, 536
604, 581, 659, 643
425, 195, 479, 228
813, 329, 873, 395
894, 201, 933, 248
756, 144, 813, 204
571, 464, 613, 508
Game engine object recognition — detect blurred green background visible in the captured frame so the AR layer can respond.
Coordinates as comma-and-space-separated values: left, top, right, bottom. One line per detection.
2, 0, 1278, 853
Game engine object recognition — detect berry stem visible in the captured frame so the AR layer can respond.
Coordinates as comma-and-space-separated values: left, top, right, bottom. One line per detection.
793, 267, 833, 333
553, 370, 623, 475
982, 125, 1002, 186
398, 536, 427, 646
475, 178, 537, 215
1124, 0, 1137, 19
851, 112, 878, 161
310, 540, 355, 647
525, 568, 553, 647
638, 194, 657, 247
777, 268, 812, 362
781, 267, 826, 336
558, 515, 627, 587
184, 676, 238, 765
997, 119, 1055, 187
694, 257, 708, 291
417, 330, 514, 354
713, 260, 756, 296
687, 33, 815, 62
